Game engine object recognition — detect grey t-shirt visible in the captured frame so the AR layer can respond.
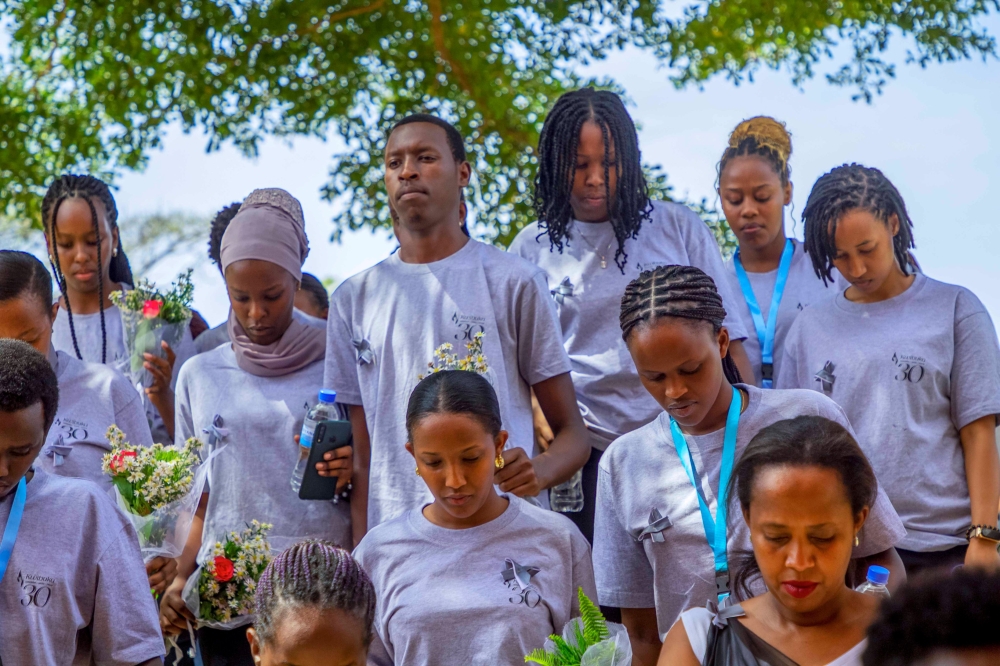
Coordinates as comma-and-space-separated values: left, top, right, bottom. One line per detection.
777, 274, 1000, 551
324, 239, 572, 527
509, 201, 749, 446
353, 495, 597, 666
0, 469, 164, 665
39, 351, 154, 491
175, 345, 352, 563
723, 240, 844, 387
592, 384, 905, 636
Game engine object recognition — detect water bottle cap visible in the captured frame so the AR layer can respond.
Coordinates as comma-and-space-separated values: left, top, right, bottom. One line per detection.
318, 389, 337, 404
866, 565, 890, 585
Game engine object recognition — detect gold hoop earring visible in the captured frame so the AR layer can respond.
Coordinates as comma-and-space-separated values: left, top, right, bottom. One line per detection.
495, 454, 505, 470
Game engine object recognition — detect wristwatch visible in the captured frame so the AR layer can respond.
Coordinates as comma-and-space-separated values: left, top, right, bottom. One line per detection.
965, 524, 1000, 543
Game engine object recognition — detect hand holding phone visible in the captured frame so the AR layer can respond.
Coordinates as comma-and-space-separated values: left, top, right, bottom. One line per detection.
298, 419, 352, 501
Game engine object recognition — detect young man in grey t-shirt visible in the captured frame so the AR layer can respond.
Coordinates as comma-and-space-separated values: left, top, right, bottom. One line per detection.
322, 115, 591, 541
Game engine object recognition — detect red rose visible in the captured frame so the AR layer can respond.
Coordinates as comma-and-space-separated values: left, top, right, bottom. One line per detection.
142, 299, 163, 318
110, 450, 137, 474
213, 556, 235, 582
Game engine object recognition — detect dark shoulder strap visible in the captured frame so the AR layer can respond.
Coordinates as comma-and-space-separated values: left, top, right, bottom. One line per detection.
703, 619, 800, 666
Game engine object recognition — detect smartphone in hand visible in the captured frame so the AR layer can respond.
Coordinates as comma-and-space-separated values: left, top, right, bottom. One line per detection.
298, 419, 352, 501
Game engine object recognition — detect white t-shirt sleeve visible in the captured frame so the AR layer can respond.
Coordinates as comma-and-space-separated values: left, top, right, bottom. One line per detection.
515, 271, 573, 386
593, 465, 655, 608
110, 374, 154, 448
678, 607, 714, 662
950, 290, 1000, 429
324, 287, 364, 405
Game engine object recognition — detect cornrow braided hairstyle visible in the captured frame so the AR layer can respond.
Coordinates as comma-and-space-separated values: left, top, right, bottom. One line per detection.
533, 87, 651, 272
253, 540, 376, 648
620, 264, 743, 385
802, 164, 915, 285
40, 174, 131, 364
718, 116, 792, 186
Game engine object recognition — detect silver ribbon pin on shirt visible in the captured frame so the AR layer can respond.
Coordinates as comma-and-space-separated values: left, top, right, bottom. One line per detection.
638, 507, 673, 543
202, 414, 229, 450
551, 277, 574, 305
45, 435, 73, 467
502, 559, 540, 592
352, 338, 375, 366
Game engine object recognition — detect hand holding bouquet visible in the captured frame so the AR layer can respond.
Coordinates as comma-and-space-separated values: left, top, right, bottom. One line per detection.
102, 425, 209, 562
525, 589, 632, 666
110, 269, 194, 389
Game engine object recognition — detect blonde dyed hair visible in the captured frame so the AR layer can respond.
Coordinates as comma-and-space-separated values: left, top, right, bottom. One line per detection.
719, 116, 792, 185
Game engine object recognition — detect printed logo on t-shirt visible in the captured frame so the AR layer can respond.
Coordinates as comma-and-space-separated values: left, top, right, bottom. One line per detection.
814, 361, 837, 394
501, 559, 542, 608
52, 416, 90, 442
891, 353, 926, 384
796, 303, 805, 311
16, 570, 55, 609
451, 312, 487, 342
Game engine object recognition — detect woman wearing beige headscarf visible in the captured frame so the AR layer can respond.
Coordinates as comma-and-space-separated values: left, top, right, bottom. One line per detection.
159, 189, 352, 664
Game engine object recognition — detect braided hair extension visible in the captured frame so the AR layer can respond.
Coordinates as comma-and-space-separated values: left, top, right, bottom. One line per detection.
619, 264, 744, 384
208, 202, 242, 269
802, 164, 915, 285
40, 175, 131, 364
533, 88, 651, 271
253, 540, 376, 648
718, 116, 792, 186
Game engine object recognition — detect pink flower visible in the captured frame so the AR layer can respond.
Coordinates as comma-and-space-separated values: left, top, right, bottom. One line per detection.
213, 557, 234, 582
142, 299, 163, 318
109, 450, 137, 474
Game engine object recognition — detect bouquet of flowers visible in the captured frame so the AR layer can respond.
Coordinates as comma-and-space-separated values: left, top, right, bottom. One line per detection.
109, 269, 194, 389
102, 425, 210, 562
183, 521, 274, 628
525, 589, 632, 666
419, 331, 491, 380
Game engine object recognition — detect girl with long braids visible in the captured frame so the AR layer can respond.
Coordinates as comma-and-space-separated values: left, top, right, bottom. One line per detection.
719, 117, 844, 388
510, 88, 752, 542
41, 174, 195, 441
592, 265, 904, 666
247, 540, 376, 666
777, 164, 1000, 574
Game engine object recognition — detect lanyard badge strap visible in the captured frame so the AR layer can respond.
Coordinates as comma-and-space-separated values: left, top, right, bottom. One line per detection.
669, 389, 742, 602
0, 477, 27, 585
735, 239, 794, 388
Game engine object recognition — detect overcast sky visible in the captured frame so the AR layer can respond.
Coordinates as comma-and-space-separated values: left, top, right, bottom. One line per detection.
87, 18, 1000, 327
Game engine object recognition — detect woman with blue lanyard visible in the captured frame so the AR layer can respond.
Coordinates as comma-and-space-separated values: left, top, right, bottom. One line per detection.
592, 265, 905, 666
719, 117, 844, 387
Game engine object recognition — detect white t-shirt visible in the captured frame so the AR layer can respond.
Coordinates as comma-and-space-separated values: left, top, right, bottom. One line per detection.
778, 273, 1000, 552
324, 239, 572, 527
40, 351, 153, 491
0, 469, 164, 665
680, 606, 867, 666
353, 494, 596, 666
509, 201, 749, 446
723, 239, 844, 387
593, 384, 905, 635
174, 345, 352, 563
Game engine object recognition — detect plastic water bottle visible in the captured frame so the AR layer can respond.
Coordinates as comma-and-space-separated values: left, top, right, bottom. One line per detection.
291, 389, 339, 492
550, 469, 584, 513
856, 565, 891, 600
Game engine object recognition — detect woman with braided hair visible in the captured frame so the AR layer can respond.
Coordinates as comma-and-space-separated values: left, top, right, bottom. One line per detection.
42, 174, 196, 442
718, 116, 845, 388
247, 540, 376, 666
777, 164, 1000, 574
510, 87, 752, 543
591, 264, 904, 666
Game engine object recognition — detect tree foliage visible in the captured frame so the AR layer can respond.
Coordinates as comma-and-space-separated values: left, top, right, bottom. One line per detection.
0, 0, 995, 247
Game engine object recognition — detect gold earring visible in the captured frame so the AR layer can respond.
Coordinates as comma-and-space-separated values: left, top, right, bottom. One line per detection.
495, 453, 505, 470
854, 534, 860, 547
113, 247, 118, 257
48, 255, 54, 264
415, 465, 421, 477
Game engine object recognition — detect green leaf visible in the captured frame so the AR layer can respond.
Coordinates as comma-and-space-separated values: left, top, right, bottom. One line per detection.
578, 587, 609, 644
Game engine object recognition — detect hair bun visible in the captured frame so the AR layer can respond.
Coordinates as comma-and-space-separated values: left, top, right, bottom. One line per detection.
728, 116, 792, 162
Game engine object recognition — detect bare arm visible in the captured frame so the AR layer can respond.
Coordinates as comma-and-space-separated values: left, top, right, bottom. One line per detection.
622, 607, 663, 666
159, 492, 207, 634
728, 339, 755, 386
657, 617, 700, 666
528, 372, 590, 489
856, 547, 906, 592
347, 404, 370, 547
961, 414, 1000, 568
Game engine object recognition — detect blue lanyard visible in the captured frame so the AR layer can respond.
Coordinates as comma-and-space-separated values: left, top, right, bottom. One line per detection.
0, 477, 27, 585
669, 389, 742, 601
734, 239, 794, 388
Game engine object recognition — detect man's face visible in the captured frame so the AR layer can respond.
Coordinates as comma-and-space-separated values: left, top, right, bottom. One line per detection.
0, 403, 46, 498
383, 122, 470, 233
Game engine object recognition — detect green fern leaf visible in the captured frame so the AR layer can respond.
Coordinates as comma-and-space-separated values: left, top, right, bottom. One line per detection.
525, 647, 557, 665
579, 588, 609, 644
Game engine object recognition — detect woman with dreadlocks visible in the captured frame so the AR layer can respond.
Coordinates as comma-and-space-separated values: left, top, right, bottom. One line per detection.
777, 164, 1000, 574
246, 540, 376, 666
509, 88, 752, 544
41, 174, 196, 441
591, 265, 904, 666
718, 117, 845, 388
